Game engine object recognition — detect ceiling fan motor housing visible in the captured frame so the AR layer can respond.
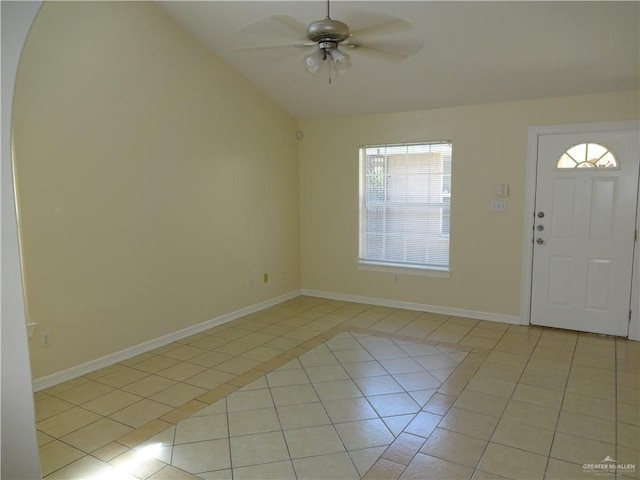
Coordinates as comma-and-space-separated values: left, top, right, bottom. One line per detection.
306, 18, 351, 43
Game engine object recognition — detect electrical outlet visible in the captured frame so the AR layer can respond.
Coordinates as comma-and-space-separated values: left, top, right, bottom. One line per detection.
40, 330, 51, 347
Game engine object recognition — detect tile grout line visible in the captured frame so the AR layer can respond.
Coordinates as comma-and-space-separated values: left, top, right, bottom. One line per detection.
35, 315, 482, 478
225, 326, 480, 478
398, 348, 490, 479
537, 332, 577, 480
407, 327, 540, 479
614, 337, 619, 480
293, 338, 354, 476
361, 337, 494, 479
224, 395, 234, 477
37, 300, 636, 479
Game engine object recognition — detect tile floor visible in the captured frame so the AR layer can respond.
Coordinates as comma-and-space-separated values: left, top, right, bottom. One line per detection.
34, 296, 639, 480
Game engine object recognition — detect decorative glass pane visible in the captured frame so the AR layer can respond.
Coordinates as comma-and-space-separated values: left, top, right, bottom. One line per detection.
557, 143, 618, 170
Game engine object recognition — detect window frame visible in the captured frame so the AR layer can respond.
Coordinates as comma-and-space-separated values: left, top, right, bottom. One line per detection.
358, 140, 453, 276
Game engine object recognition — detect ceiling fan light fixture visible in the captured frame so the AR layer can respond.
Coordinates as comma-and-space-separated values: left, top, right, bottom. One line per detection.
329, 47, 349, 64
304, 48, 325, 74
329, 48, 351, 64
330, 48, 350, 75
304, 41, 350, 76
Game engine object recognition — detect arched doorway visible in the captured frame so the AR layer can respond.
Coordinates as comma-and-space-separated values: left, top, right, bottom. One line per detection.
1, 2, 44, 478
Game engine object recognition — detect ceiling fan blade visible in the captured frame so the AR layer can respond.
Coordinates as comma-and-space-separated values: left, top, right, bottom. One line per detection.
349, 19, 413, 39
235, 42, 314, 52
343, 36, 424, 57
270, 15, 308, 36
240, 14, 308, 39
345, 45, 410, 63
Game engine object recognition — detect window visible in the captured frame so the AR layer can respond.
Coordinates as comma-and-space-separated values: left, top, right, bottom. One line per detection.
359, 141, 452, 271
557, 143, 618, 169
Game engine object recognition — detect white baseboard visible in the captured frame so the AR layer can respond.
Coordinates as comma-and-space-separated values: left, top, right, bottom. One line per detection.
33, 288, 522, 391
32, 291, 300, 392
301, 289, 521, 325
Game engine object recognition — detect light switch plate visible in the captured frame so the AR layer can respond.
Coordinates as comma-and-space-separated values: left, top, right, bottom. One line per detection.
495, 184, 510, 197
491, 199, 507, 212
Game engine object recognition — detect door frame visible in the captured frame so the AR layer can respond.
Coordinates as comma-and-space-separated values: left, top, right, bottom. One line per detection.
520, 120, 640, 340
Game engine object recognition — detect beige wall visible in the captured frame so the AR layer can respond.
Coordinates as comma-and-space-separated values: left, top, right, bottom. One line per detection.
13, 2, 300, 379
299, 91, 639, 317
13, 1, 640, 380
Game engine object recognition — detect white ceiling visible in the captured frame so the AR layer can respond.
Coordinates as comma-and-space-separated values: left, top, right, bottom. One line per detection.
158, 1, 639, 120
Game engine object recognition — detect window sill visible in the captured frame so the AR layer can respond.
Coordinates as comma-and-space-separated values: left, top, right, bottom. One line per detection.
358, 261, 452, 278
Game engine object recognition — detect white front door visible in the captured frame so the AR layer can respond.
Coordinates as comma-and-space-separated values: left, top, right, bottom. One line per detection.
531, 129, 639, 336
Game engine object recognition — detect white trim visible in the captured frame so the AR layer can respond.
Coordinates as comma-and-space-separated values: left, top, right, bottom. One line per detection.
301, 289, 520, 325
631, 170, 640, 341
520, 124, 540, 326
521, 120, 640, 339
32, 290, 299, 391
2, 3, 44, 478
358, 261, 452, 279
524, 120, 639, 136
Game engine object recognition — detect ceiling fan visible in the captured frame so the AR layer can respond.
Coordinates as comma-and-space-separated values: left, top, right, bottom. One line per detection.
236, 1, 423, 81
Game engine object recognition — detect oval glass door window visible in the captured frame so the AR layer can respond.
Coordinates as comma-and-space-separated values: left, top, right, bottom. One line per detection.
557, 143, 618, 169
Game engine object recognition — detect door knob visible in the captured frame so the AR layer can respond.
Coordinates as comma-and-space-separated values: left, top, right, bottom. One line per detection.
536, 238, 544, 245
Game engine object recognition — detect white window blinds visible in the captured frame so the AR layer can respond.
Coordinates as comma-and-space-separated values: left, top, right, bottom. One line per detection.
359, 141, 452, 269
